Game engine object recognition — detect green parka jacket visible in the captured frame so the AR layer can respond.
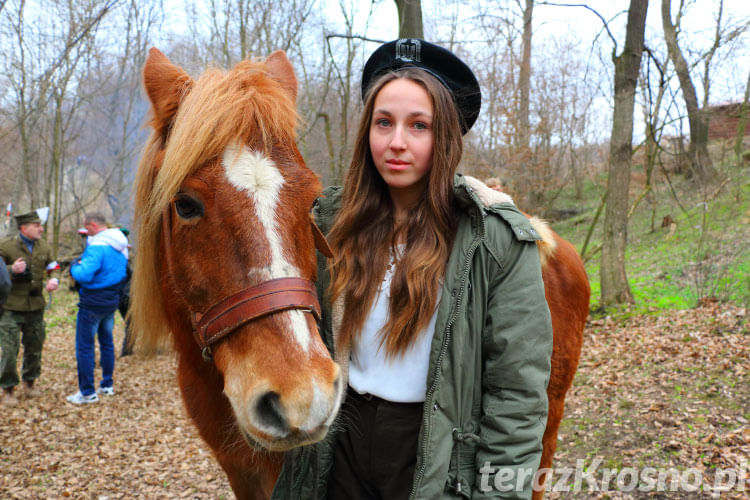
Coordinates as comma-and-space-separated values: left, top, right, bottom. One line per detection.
271, 174, 553, 500
0, 235, 56, 312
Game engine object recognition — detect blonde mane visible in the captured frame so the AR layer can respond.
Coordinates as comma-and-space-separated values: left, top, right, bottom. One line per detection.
131, 58, 299, 352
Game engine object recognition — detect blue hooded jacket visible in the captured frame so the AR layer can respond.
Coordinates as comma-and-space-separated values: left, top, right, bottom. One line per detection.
71, 228, 128, 311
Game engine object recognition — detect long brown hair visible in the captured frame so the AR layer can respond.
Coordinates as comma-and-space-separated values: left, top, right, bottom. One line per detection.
328, 68, 463, 357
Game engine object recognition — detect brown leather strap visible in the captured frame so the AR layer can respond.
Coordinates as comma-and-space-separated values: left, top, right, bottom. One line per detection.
192, 277, 320, 351
310, 217, 334, 258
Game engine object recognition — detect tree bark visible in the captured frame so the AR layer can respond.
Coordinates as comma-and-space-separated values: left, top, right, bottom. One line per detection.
517, 0, 539, 207
316, 112, 335, 174
600, 0, 648, 307
394, 0, 423, 39
517, 0, 533, 149
661, 0, 719, 186
640, 55, 669, 232
51, 90, 64, 258
734, 70, 750, 160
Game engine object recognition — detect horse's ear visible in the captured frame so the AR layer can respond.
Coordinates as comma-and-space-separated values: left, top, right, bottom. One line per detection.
265, 50, 298, 103
143, 48, 193, 134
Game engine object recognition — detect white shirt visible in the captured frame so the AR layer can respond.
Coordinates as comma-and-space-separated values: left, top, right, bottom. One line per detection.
348, 250, 440, 403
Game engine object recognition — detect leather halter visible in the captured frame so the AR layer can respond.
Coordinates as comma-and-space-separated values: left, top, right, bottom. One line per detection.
161, 204, 329, 362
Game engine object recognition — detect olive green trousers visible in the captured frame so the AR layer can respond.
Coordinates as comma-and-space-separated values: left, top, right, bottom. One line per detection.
0, 309, 45, 389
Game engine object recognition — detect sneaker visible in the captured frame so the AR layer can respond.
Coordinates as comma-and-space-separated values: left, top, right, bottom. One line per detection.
97, 386, 115, 396
66, 391, 99, 404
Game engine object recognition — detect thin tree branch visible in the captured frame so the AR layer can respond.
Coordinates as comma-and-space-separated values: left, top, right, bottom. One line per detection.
537, 2, 619, 49
325, 34, 386, 44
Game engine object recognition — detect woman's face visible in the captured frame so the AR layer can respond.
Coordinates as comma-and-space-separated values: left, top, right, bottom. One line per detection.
369, 78, 434, 210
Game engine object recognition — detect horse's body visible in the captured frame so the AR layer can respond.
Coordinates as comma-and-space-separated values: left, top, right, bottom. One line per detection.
132, 48, 588, 500
530, 222, 590, 499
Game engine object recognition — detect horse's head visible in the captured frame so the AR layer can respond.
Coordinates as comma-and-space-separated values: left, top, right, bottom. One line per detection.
132, 48, 342, 451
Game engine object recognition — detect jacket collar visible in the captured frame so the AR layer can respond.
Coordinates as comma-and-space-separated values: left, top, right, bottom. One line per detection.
452, 173, 515, 218
15, 234, 34, 254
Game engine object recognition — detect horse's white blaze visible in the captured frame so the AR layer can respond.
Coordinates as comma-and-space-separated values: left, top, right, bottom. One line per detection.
222, 142, 310, 352
301, 384, 331, 432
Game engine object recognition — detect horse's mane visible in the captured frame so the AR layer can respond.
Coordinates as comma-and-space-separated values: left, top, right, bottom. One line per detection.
131, 58, 299, 351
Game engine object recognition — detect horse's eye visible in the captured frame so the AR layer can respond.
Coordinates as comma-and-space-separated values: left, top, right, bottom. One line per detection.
174, 195, 204, 220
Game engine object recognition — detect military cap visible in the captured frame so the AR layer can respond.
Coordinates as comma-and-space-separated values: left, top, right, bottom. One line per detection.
15, 211, 41, 227
361, 38, 482, 134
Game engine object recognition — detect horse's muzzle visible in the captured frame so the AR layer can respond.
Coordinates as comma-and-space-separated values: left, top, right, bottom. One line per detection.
238, 370, 343, 451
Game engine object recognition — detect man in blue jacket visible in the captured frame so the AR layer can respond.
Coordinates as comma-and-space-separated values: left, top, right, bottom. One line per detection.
67, 213, 128, 404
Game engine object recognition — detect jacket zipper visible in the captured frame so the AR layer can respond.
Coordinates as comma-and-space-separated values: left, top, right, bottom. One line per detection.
410, 233, 481, 499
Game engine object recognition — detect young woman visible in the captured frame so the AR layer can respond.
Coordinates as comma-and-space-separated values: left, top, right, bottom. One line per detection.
272, 39, 553, 500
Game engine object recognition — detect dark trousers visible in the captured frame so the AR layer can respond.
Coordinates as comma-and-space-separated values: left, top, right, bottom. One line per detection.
0, 310, 45, 388
327, 387, 423, 500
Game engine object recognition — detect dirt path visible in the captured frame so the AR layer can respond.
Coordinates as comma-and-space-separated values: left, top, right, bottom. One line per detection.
1, 291, 747, 499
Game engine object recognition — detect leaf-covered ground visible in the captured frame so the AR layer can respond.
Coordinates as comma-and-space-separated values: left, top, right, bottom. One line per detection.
0, 290, 233, 499
1, 290, 747, 499
550, 301, 749, 499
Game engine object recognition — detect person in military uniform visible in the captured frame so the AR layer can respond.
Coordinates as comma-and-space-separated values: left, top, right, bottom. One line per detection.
0, 211, 60, 406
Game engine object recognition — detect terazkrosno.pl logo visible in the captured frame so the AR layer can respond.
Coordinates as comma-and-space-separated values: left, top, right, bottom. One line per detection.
478, 459, 748, 496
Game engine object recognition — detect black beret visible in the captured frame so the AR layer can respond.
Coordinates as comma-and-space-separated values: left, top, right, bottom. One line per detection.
15, 211, 41, 226
361, 39, 481, 134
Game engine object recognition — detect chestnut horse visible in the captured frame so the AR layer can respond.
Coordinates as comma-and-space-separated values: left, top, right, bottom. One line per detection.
131, 48, 588, 499
131, 48, 343, 499
528, 217, 589, 499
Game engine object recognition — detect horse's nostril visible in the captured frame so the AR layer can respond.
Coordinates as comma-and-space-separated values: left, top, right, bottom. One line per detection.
255, 392, 289, 435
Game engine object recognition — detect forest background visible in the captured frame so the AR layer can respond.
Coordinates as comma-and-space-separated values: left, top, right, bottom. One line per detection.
0, 0, 748, 310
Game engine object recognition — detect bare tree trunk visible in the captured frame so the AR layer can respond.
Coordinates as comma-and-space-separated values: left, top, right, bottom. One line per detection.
316, 112, 335, 174
50, 90, 64, 258
700, 0, 723, 111
733, 70, 750, 202
640, 54, 669, 232
734, 70, 750, 160
600, 0, 648, 307
518, 0, 532, 149
661, 0, 719, 186
517, 0, 537, 207
394, 0, 423, 39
